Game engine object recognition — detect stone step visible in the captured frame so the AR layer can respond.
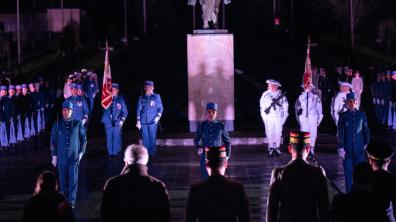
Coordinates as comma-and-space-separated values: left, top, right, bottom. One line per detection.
139, 137, 278, 146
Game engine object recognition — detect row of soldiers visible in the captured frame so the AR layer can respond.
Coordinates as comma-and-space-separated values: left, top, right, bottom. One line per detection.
371, 71, 396, 129
0, 80, 55, 149
46, 69, 100, 208
63, 70, 99, 115
310, 65, 364, 106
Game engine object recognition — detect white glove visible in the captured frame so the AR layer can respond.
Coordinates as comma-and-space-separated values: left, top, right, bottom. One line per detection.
136, 121, 141, 130
78, 153, 83, 161
51, 156, 57, 167
119, 120, 124, 128
338, 148, 346, 159
154, 117, 160, 124
50, 104, 55, 108
197, 148, 204, 155
82, 119, 87, 126
41, 107, 44, 111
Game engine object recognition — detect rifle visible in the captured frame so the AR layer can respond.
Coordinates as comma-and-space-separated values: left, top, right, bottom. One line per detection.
264, 91, 287, 114
310, 155, 343, 194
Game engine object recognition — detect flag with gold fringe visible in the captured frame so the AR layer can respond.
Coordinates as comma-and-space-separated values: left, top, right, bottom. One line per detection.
101, 41, 113, 109
303, 36, 312, 88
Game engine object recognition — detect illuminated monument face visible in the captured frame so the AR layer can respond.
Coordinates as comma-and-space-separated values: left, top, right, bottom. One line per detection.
187, 34, 234, 132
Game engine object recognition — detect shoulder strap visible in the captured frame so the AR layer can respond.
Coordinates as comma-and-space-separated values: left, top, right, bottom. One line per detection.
273, 167, 286, 200
274, 167, 285, 181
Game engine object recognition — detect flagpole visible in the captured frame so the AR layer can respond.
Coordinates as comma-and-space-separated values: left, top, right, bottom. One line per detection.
123, 0, 128, 44
143, 0, 147, 34
17, 0, 21, 66
101, 39, 113, 109
303, 36, 312, 89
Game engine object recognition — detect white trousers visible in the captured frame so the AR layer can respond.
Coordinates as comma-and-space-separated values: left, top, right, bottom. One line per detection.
264, 115, 282, 149
355, 92, 362, 109
299, 115, 318, 147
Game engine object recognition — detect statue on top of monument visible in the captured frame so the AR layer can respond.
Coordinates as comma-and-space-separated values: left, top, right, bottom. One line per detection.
188, 0, 231, 29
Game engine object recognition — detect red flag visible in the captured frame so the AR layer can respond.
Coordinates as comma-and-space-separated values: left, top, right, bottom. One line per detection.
101, 42, 112, 109
303, 36, 312, 89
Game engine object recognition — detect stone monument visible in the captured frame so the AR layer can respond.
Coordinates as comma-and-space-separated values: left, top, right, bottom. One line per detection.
187, 0, 234, 132
188, 0, 231, 29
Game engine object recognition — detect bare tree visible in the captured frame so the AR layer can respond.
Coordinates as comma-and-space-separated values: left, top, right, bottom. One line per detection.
313, 0, 380, 48
377, 18, 396, 56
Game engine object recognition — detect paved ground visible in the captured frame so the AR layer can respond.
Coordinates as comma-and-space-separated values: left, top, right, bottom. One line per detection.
0, 127, 395, 221
0, 13, 394, 221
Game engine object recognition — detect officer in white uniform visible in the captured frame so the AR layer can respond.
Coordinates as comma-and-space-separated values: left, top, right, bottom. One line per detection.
331, 82, 351, 126
260, 79, 288, 157
351, 70, 363, 109
295, 83, 323, 158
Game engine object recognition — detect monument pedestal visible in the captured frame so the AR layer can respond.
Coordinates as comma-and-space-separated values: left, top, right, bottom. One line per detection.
187, 32, 234, 132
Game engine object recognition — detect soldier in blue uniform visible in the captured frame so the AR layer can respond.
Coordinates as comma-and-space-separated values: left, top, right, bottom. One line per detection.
378, 73, 386, 125
84, 72, 98, 116
383, 72, 393, 128
7, 85, 17, 145
35, 82, 46, 133
76, 84, 85, 97
337, 92, 370, 192
65, 83, 89, 126
14, 85, 24, 142
39, 77, 54, 130
136, 81, 163, 156
29, 83, 42, 135
392, 71, 396, 130
366, 140, 396, 221
101, 83, 128, 157
371, 74, 382, 123
15, 85, 21, 96
50, 101, 87, 208
21, 84, 33, 139
193, 102, 231, 179
0, 86, 14, 148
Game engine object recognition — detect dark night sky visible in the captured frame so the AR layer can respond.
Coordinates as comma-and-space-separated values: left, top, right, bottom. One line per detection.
0, 0, 395, 41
